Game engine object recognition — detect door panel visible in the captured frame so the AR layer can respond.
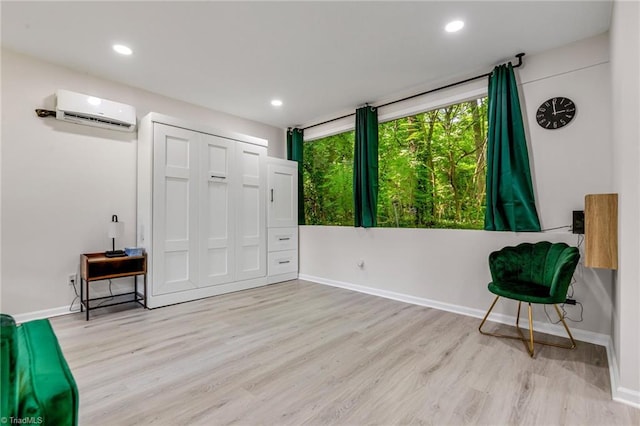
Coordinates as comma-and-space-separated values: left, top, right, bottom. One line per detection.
165, 178, 189, 241
267, 161, 298, 228
235, 143, 266, 280
200, 135, 235, 286
153, 124, 199, 296
165, 251, 190, 283
242, 186, 260, 237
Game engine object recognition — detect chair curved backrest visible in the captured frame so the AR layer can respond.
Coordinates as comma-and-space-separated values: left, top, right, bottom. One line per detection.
489, 241, 580, 303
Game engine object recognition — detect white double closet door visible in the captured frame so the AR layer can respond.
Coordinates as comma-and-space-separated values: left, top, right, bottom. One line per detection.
152, 123, 266, 299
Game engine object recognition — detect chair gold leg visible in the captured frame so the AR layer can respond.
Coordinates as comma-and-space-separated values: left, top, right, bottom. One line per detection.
515, 302, 535, 357
478, 296, 525, 340
554, 304, 577, 349
480, 297, 532, 345
478, 298, 577, 356
527, 303, 535, 357
479, 295, 500, 334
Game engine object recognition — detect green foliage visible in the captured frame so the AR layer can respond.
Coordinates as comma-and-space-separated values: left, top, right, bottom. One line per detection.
303, 131, 355, 226
303, 97, 488, 230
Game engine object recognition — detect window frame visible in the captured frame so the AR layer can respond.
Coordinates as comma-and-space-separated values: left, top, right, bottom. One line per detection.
301, 80, 489, 228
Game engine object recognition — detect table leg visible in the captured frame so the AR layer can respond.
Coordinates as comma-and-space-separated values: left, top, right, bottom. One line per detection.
80, 278, 84, 313
86, 279, 90, 321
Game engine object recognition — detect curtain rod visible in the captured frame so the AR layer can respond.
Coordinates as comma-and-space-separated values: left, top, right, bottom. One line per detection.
298, 53, 525, 132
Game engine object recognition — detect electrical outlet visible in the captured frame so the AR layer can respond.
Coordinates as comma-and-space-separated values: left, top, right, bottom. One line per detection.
68, 273, 77, 286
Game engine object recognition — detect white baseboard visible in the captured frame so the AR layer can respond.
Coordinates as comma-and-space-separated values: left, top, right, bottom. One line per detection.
299, 273, 639, 408
605, 337, 640, 409
11, 306, 78, 324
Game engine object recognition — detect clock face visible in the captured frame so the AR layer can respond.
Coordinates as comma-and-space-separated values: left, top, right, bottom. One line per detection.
536, 97, 576, 129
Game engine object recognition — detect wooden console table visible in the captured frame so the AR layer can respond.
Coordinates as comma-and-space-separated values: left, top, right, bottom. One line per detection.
80, 252, 147, 321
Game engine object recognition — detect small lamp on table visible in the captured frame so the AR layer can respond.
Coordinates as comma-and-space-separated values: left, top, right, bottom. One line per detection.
105, 214, 126, 258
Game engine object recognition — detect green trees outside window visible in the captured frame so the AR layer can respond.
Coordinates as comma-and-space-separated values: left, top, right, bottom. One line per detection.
303, 131, 355, 226
303, 97, 488, 229
378, 98, 488, 229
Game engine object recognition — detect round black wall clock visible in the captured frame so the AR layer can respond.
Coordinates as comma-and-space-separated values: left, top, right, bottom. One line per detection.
536, 97, 576, 129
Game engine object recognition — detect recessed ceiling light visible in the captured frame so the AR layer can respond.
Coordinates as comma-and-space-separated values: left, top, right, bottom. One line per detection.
445, 20, 465, 33
271, 99, 283, 107
113, 44, 133, 55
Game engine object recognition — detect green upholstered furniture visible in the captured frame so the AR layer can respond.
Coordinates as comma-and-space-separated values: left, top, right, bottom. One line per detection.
0, 314, 78, 425
479, 241, 580, 357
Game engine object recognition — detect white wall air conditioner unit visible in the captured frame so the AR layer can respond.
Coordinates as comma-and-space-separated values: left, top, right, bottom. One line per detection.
55, 89, 136, 132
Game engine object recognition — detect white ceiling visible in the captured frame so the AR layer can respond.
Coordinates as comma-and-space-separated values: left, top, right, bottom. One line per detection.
1, 1, 612, 129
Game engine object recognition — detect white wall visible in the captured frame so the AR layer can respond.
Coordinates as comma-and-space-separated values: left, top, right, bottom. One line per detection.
610, 0, 640, 404
300, 33, 615, 337
0, 48, 286, 317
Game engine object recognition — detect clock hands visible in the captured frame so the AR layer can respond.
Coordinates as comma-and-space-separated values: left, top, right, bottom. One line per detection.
552, 98, 557, 115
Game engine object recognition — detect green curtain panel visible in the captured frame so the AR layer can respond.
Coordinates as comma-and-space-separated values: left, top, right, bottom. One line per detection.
485, 64, 541, 232
286, 128, 305, 225
354, 106, 379, 228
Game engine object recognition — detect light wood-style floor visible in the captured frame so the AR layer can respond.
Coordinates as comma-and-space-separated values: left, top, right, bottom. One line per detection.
51, 280, 639, 426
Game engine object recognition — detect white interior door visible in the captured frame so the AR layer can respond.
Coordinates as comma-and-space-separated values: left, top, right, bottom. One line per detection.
200, 134, 235, 286
152, 123, 199, 296
268, 160, 298, 228
235, 143, 266, 281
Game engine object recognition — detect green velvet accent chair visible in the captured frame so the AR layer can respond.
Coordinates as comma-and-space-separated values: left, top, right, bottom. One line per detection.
478, 241, 580, 357
0, 314, 79, 425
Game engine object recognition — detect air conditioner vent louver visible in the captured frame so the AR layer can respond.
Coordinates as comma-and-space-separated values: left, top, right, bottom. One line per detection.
61, 112, 134, 129
55, 90, 136, 132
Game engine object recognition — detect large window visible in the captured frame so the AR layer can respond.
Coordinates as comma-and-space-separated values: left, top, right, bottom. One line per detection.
378, 98, 488, 229
302, 96, 488, 229
303, 131, 354, 226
